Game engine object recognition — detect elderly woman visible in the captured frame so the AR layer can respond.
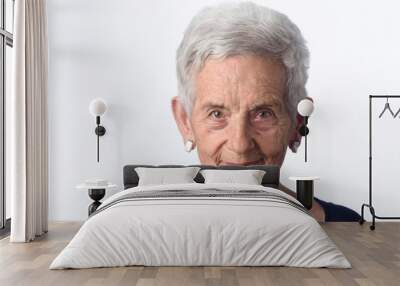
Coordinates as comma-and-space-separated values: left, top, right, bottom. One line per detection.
171, 2, 360, 222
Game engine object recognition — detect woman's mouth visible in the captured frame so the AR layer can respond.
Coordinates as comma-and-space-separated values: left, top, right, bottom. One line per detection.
219, 159, 265, 166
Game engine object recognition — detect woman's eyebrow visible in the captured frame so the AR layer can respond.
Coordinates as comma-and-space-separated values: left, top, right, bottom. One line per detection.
202, 102, 226, 111
201, 99, 283, 111
250, 101, 282, 110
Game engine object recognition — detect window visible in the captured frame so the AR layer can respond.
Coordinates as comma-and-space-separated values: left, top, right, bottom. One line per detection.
0, 0, 14, 235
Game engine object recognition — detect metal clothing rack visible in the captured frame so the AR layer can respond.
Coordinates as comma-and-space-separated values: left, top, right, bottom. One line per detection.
360, 95, 400, 230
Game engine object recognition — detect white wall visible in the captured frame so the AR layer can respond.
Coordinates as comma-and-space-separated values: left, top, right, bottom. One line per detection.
47, 0, 400, 221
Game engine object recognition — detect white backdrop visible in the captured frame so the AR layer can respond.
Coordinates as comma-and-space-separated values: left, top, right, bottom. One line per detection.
47, 0, 400, 221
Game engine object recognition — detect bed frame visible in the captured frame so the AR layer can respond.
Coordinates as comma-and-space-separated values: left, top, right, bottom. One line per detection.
123, 164, 280, 190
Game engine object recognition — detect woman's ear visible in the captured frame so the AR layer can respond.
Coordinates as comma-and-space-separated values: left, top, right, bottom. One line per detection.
288, 96, 314, 153
171, 96, 195, 143
288, 113, 303, 153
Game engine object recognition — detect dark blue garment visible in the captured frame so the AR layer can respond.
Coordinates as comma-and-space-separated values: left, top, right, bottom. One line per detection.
314, 197, 361, 222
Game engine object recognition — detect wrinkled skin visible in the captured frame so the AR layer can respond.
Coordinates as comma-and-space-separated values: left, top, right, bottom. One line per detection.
172, 55, 325, 222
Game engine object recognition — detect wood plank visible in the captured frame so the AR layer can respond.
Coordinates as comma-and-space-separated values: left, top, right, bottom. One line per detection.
0, 222, 399, 286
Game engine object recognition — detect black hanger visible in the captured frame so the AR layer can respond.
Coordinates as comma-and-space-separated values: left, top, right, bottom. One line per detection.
394, 106, 400, 118
378, 97, 395, 118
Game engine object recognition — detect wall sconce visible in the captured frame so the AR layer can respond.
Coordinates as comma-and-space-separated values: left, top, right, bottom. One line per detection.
297, 98, 314, 162
89, 98, 107, 162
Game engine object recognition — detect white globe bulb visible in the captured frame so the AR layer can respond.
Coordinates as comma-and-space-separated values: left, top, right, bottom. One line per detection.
297, 99, 314, 117
89, 98, 107, 116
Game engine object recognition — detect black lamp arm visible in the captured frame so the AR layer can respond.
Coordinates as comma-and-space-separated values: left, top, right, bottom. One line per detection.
94, 116, 106, 162
298, 116, 309, 162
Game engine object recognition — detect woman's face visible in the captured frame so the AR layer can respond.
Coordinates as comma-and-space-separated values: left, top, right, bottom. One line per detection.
172, 54, 298, 166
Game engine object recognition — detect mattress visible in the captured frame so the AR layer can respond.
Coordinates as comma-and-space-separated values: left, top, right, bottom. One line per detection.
50, 183, 351, 269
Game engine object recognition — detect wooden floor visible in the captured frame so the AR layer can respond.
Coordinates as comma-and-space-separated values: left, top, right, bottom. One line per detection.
0, 222, 399, 286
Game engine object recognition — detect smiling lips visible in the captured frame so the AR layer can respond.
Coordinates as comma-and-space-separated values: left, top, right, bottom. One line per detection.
220, 159, 265, 166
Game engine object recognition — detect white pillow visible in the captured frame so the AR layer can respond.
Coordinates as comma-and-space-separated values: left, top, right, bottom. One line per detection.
135, 167, 201, 186
200, 169, 266, 185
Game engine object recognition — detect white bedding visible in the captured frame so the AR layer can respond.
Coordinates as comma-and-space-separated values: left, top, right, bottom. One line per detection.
50, 183, 351, 269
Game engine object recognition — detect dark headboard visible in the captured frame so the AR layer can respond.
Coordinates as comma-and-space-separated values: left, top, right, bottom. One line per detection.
123, 164, 280, 190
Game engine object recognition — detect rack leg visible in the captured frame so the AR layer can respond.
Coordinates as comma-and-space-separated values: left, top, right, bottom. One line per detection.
370, 206, 376, 231
360, 203, 376, 230
359, 204, 366, 225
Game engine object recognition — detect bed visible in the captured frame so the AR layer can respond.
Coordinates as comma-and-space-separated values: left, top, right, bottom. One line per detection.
49, 165, 350, 269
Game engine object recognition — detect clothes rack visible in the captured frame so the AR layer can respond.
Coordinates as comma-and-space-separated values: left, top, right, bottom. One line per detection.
360, 95, 400, 230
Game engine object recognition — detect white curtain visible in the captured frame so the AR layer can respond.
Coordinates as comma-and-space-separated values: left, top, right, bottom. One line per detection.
9, 0, 48, 242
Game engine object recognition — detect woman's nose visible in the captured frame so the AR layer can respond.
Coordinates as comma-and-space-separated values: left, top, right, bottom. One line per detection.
226, 118, 255, 155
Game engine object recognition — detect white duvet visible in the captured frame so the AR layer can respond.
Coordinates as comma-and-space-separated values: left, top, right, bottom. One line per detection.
50, 183, 351, 269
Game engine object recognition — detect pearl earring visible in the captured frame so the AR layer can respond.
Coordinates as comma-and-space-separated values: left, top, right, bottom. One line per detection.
291, 141, 300, 153
185, 140, 194, 153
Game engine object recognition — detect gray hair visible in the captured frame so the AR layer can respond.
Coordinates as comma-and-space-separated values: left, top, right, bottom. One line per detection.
176, 1, 310, 120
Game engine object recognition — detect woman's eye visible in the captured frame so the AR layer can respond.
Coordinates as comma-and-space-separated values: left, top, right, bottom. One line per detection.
255, 110, 273, 119
209, 110, 223, 119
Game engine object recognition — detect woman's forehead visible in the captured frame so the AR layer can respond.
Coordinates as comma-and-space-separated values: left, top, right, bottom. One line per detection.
193, 55, 286, 110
